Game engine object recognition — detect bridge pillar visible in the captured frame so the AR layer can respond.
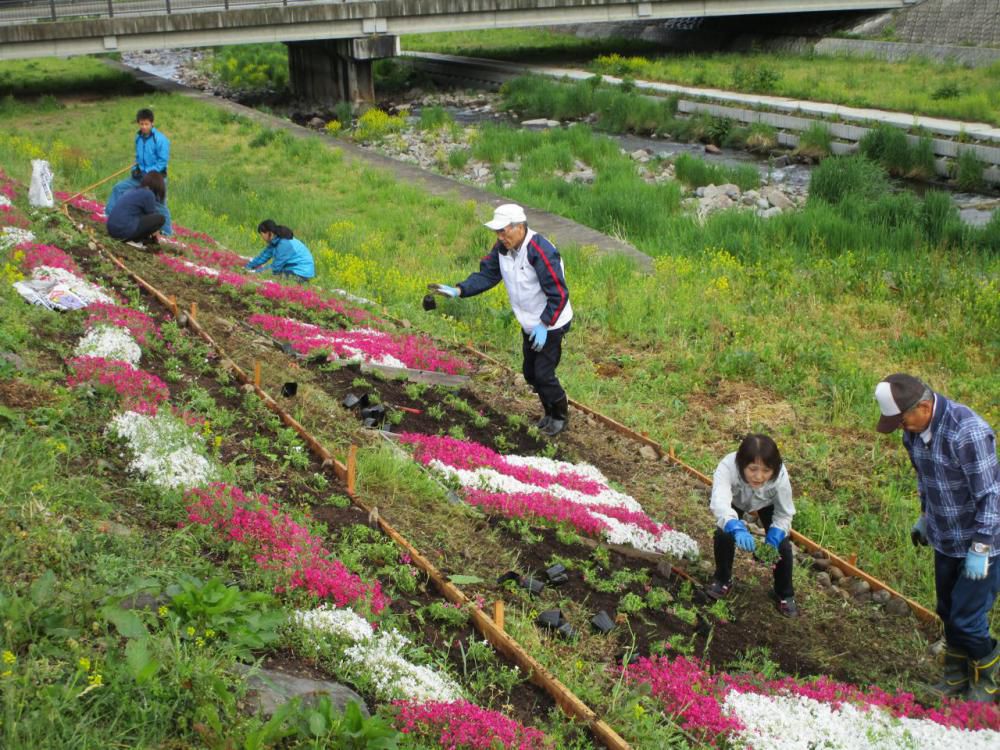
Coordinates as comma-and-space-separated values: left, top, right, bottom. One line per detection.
286, 36, 399, 105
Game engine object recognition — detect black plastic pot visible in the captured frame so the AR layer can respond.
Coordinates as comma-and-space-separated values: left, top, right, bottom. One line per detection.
362, 417, 378, 428
590, 610, 616, 634
497, 571, 520, 585
556, 622, 576, 640
422, 294, 437, 311
521, 575, 545, 596
535, 609, 563, 630
545, 563, 568, 585
360, 404, 385, 420
279, 342, 295, 356
308, 353, 329, 365
281, 382, 298, 398
342, 393, 361, 409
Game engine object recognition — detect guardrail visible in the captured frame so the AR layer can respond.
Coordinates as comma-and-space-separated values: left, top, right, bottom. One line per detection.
0, 0, 338, 24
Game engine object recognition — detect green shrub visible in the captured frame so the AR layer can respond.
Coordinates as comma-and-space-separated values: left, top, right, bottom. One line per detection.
745, 122, 778, 153
796, 122, 833, 160
418, 105, 452, 130
909, 136, 938, 180
673, 152, 759, 191
731, 63, 781, 93
212, 44, 288, 91
955, 148, 985, 191
447, 148, 470, 172
353, 108, 406, 142
859, 123, 912, 176
808, 155, 889, 206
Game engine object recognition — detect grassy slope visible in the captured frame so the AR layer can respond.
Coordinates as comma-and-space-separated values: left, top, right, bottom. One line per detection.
403, 29, 1000, 126
1, 76, 998, 614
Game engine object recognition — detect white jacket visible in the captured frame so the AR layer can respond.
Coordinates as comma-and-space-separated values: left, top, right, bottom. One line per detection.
710, 452, 795, 533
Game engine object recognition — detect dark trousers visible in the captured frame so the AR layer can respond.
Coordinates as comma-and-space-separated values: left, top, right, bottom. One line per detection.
126, 212, 165, 242
521, 322, 569, 405
934, 550, 1000, 660
713, 504, 794, 599
274, 271, 310, 285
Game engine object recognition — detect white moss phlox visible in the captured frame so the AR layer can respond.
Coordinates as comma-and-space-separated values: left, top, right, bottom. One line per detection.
108, 411, 216, 490
75, 324, 142, 365
342, 629, 462, 703
293, 605, 374, 643
724, 690, 1000, 750
1, 226, 34, 250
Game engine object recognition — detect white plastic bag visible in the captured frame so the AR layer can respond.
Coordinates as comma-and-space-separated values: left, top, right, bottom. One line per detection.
28, 159, 54, 208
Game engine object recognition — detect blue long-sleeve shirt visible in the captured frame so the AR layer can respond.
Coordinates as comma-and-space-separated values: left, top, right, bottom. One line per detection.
136, 127, 170, 175
245, 237, 316, 279
903, 393, 1000, 557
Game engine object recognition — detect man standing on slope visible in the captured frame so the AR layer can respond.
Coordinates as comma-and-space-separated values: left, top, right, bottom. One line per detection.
430, 204, 573, 437
875, 373, 1000, 702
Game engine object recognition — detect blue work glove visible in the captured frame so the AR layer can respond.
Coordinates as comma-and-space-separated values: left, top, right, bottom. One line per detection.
528, 323, 548, 352
765, 526, 786, 549
724, 519, 756, 552
428, 284, 460, 298
963, 547, 990, 581
910, 515, 929, 547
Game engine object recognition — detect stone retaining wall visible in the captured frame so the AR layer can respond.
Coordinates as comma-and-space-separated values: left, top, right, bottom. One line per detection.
815, 37, 1000, 65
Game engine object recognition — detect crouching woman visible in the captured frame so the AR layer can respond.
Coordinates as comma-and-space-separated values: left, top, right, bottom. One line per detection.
707, 433, 798, 617
245, 219, 316, 284
106, 172, 166, 245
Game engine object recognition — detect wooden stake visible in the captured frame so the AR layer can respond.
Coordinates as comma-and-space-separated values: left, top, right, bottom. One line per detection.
253, 361, 261, 389
493, 600, 505, 631
848, 552, 858, 566
347, 445, 357, 496
189, 302, 197, 323
169, 294, 177, 316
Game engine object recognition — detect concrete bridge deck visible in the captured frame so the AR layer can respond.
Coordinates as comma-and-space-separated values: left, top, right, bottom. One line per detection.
0, 0, 907, 60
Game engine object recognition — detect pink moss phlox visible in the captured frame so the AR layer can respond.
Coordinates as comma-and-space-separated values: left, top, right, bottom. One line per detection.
84, 302, 161, 345
53, 192, 106, 219
190, 246, 250, 271
249, 314, 469, 375
184, 483, 388, 613
16, 242, 81, 275
397, 433, 601, 493
170, 406, 207, 428
66, 356, 169, 415
256, 282, 376, 325
171, 224, 216, 244
723, 672, 1000, 732
623, 656, 743, 745
465, 489, 610, 536
393, 700, 551, 750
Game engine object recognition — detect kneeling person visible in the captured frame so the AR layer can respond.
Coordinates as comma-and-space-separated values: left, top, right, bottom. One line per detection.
245, 219, 316, 284
106, 172, 166, 244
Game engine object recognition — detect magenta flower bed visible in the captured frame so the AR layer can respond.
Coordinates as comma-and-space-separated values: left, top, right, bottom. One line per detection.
189, 246, 250, 271
55, 192, 106, 223
171, 224, 215, 244
84, 302, 162, 345
623, 656, 743, 745
465, 489, 610, 536
255, 281, 376, 325
184, 483, 389, 614
66, 356, 169, 415
249, 314, 470, 375
723, 672, 1000, 732
157, 254, 255, 287
400, 433, 604, 495
394, 700, 550, 750
17, 242, 81, 275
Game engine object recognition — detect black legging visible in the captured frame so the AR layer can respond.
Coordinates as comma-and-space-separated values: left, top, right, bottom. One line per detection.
713, 504, 794, 599
125, 213, 165, 242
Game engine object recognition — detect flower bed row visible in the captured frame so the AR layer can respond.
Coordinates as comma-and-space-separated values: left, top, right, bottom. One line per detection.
249, 313, 470, 375
399, 433, 699, 558
623, 654, 1000, 749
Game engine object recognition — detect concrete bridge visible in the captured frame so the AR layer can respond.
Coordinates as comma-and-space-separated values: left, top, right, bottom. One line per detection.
0, 0, 909, 101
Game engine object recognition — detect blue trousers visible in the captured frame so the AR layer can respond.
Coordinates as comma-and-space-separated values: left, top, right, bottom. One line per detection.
106, 176, 173, 236
935, 550, 1000, 659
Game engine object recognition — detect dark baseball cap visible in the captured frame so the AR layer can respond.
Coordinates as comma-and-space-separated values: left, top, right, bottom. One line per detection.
874, 373, 928, 433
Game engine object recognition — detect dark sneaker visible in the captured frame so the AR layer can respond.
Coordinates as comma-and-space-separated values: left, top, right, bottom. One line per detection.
777, 597, 799, 618
536, 415, 553, 429
541, 418, 566, 437
706, 580, 732, 600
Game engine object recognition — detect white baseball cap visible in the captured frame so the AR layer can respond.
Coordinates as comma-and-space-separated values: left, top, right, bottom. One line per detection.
874, 373, 928, 433
484, 203, 527, 230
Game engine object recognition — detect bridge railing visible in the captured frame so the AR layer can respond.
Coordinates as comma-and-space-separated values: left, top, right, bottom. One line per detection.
0, 0, 342, 25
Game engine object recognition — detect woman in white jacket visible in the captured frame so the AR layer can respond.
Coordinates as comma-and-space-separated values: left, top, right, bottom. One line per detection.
707, 434, 798, 617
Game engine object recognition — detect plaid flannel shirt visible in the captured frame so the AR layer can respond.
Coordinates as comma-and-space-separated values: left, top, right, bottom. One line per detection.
902, 393, 1000, 557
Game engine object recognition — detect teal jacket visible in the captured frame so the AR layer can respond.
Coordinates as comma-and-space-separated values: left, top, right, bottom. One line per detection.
246, 237, 316, 279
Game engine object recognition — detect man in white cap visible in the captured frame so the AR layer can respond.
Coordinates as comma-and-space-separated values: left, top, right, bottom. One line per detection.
874, 373, 1000, 701
430, 204, 573, 436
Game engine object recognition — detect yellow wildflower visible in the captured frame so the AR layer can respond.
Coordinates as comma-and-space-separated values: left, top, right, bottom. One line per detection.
77, 657, 91, 672
158, 606, 168, 617
1, 670, 12, 679
2, 651, 15, 664
186, 626, 196, 637
88, 673, 102, 687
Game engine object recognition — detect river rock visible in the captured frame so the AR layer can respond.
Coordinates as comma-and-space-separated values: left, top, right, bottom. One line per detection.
853, 591, 873, 604
762, 186, 795, 210
521, 118, 560, 128
885, 598, 911, 617
812, 557, 831, 571
871, 590, 892, 605
307, 117, 326, 130
815, 572, 832, 588
705, 144, 722, 154
639, 445, 658, 461
758, 207, 782, 219
235, 664, 369, 719
828, 566, 845, 581
772, 155, 791, 168
755, 198, 769, 210
629, 148, 652, 162
850, 579, 871, 596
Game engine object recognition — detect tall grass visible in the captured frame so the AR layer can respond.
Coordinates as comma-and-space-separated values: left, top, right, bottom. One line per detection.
673, 153, 759, 191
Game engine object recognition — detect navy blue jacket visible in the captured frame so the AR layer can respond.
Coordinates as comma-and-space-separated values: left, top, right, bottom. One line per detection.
107, 187, 159, 240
